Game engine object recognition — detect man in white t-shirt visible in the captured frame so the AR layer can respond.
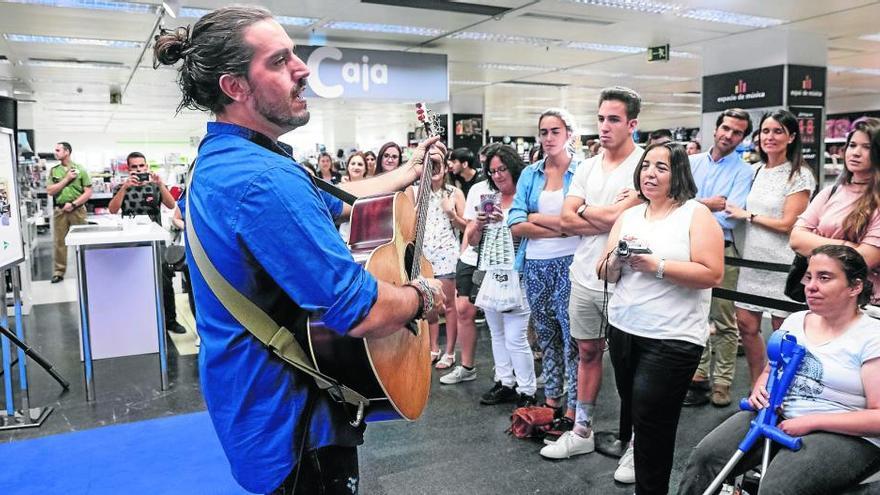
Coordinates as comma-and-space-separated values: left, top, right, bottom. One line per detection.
540, 87, 645, 471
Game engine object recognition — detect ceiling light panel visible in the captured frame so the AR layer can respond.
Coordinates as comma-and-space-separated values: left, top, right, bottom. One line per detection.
859, 33, 880, 42
479, 63, 558, 72
829, 65, 880, 77
450, 32, 559, 47
560, 0, 677, 14
4, 33, 142, 48
2, 0, 155, 13
322, 21, 444, 37
678, 9, 784, 28
24, 59, 129, 69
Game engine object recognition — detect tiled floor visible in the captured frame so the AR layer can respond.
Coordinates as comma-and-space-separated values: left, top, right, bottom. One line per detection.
0, 233, 814, 494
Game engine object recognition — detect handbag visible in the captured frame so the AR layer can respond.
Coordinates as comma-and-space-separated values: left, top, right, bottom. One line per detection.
784, 184, 841, 303
164, 229, 187, 271
507, 405, 556, 439
783, 254, 809, 302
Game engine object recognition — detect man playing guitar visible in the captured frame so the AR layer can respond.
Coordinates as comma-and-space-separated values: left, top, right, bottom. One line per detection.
153, 6, 445, 494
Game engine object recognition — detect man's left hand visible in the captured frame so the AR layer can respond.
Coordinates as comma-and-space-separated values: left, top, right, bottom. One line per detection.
62, 202, 75, 213
149, 173, 164, 186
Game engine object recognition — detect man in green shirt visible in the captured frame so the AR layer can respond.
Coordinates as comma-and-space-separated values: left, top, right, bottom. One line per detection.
46, 142, 92, 283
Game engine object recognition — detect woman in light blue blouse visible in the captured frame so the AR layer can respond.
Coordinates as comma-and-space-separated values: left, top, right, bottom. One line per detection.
509, 108, 582, 427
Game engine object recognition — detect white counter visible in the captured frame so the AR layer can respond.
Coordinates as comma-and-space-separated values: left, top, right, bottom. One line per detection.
66, 221, 169, 247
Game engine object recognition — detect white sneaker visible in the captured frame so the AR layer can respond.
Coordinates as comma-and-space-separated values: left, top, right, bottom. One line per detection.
439, 366, 476, 385
614, 443, 635, 484
539, 430, 595, 459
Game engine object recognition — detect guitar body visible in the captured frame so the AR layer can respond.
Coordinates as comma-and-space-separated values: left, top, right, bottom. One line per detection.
307, 191, 433, 422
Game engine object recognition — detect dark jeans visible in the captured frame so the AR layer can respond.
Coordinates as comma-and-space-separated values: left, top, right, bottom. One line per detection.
678, 410, 880, 495
161, 260, 177, 325
270, 445, 359, 495
608, 325, 704, 495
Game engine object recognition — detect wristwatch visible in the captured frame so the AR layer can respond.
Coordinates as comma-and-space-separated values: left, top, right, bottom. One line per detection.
656, 258, 666, 279
577, 203, 588, 219
748, 212, 757, 223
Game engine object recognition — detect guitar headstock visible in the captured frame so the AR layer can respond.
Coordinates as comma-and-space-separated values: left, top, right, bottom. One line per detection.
415, 102, 444, 138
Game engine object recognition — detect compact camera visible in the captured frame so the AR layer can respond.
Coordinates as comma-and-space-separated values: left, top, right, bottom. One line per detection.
616, 239, 652, 257
135, 172, 151, 183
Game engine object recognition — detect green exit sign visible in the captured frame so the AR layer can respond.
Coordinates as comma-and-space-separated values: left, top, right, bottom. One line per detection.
648, 44, 670, 62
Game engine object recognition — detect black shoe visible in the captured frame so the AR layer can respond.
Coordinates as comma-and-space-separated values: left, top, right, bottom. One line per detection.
516, 393, 538, 408
480, 381, 518, 405
545, 416, 574, 436
50, 275, 63, 284
166, 321, 187, 334
683, 381, 711, 407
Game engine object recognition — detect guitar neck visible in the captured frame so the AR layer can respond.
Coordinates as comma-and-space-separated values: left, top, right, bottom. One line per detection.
410, 103, 442, 281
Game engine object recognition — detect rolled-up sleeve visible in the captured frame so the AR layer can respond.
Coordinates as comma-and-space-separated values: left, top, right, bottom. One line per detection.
507, 167, 533, 227
237, 166, 378, 334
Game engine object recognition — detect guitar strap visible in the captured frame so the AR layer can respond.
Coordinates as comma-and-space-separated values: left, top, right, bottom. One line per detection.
184, 158, 370, 425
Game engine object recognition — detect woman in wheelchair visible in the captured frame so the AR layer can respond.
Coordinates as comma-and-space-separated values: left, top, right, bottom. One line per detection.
678, 244, 880, 495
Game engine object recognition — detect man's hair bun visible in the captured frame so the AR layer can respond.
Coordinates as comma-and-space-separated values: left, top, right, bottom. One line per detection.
153, 26, 190, 67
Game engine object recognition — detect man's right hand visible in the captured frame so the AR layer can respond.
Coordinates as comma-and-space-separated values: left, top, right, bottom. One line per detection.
64, 168, 78, 183
701, 195, 727, 212
123, 174, 143, 189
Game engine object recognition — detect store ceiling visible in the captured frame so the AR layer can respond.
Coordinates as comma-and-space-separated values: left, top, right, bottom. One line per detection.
2, 0, 880, 148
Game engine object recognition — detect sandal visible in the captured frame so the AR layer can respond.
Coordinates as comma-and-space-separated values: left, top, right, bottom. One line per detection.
430, 350, 441, 364
435, 352, 455, 369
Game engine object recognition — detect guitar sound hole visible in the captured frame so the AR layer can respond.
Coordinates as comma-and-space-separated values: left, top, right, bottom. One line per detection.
404, 242, 416, 281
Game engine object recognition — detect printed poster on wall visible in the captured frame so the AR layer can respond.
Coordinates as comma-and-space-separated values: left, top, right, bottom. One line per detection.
789, 106, 824, 177
0, 128, 24, 270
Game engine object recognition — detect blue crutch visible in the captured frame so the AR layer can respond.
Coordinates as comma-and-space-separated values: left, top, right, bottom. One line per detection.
702, 330, 806, 495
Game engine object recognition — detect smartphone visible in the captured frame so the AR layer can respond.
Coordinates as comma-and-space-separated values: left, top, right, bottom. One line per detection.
135, 173, 151, 183
480, 193, 499, 215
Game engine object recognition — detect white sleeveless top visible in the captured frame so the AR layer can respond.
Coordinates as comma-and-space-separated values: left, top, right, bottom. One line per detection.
607, 200, 712, 346
526, 189, 581, 259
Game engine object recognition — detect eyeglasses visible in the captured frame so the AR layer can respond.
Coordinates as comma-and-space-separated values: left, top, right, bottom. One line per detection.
382, 153, 399, 160
488, 166, 508, 175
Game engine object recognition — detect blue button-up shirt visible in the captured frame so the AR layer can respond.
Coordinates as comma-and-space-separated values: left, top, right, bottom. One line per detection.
689, 149, 753, 242
507, 157, 581, 270
185, 122, 377, 493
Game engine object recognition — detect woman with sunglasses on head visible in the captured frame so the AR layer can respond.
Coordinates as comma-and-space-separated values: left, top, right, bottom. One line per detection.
725, 109, 816, 385
790, 117, 880, 306
508, 108, 583, 427
377, 142, 403, 174
598, 143, 724, 494
404, 152, 467, 371
679, 245, 880, 495
464, 144, 537, 405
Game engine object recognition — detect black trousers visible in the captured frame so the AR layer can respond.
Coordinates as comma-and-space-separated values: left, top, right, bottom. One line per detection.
270, 446, 359, 495
161, 260, 177, 325
608, 325, 704, 495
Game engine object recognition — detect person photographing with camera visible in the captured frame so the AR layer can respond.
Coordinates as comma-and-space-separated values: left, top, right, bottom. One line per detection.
109, 151, 185, 334
597, 143, 724, 494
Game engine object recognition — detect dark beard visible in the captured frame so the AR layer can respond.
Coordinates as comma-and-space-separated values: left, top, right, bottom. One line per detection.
255, 92, 310, 130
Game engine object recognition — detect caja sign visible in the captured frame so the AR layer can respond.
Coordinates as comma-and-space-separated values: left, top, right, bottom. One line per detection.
294, 45, 448, 102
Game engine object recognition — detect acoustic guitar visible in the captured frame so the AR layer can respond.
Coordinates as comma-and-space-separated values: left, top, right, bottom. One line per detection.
307, 103, 442, 422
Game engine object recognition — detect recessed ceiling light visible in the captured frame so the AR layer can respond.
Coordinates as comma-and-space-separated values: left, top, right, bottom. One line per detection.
450, 80, 491, 86
479, 63, 558, 72
672, 92, 701, 98
322, 21, 445, 37
631, 74, 692, 81
829, 65, 880, 77
24, 59, 130, 70
4, 33, 142, 48
678, 9, 784, 28
2, 0, 155, 14
565, 41, 644, 54
565, 68, 628, 78
451, 32, 559, 47
560, 0, 677, 14
859, 33, 880, 42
